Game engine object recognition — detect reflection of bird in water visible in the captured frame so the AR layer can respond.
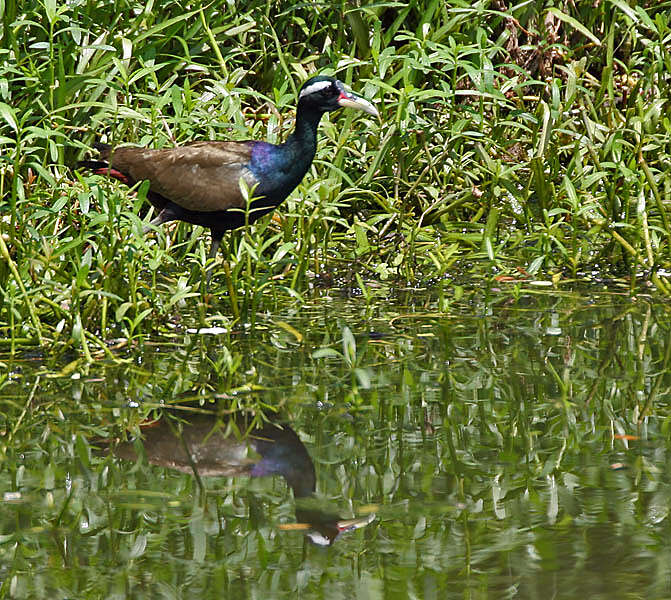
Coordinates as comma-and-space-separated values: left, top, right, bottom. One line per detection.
112, 410, 374, 546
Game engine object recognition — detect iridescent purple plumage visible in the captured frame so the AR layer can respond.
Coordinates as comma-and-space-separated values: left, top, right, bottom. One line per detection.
78, 76, 378, 278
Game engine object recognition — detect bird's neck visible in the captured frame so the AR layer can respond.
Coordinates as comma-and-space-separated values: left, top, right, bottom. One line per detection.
249, 425, 317, 498
283, 104, 324, 164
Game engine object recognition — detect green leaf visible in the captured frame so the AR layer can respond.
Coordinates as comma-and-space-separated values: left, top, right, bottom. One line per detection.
44, 0, 57, 25
608, 0, 638, 23
0, 102, 17, 133
547, 8, 601, 46
312, 348, 342, 360
527, 255, 545, 275
128, 535, 147, 559
224, 21, 257, 36
274, 320, 303, 343
342, 326, 357, 367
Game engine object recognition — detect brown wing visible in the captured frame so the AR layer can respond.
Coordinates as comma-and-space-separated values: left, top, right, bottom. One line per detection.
108, 141, 258, 212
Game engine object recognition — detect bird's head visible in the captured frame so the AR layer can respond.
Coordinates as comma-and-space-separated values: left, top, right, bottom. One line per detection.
297, 76, 379, 118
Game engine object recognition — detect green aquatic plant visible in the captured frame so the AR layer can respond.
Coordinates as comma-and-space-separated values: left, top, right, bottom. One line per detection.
2, 1, 671, 353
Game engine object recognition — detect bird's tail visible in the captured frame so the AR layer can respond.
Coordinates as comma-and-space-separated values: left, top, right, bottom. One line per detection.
77, 142, 113, 169
77, 159, 108, 171
77, 143, 129, 183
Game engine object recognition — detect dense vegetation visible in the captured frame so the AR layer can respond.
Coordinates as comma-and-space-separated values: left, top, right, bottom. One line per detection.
3, 4, 671, 595
2, 0, 671, 350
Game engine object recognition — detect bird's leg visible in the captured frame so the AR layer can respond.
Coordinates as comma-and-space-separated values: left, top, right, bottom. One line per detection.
208, 236, 221, 262
142, 211, 170, 235
205, 232, 224, 285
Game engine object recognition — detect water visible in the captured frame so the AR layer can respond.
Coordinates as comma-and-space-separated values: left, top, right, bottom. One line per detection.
2, 287, 671, 599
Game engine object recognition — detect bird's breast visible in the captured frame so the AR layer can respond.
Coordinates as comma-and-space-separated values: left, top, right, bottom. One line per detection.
249, 141, 313, 203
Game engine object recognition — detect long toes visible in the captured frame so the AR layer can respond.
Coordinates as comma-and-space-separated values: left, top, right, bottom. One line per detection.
143, 219, 163, 235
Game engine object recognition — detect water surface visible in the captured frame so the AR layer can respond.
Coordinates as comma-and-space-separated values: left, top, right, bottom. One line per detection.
2, 286, 671, 599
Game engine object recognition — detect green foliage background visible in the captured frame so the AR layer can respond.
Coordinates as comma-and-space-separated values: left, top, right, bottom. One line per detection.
2, 0, 671, 348
3, 3, 671, 595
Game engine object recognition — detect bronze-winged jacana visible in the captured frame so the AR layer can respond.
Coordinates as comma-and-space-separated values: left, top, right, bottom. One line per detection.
113, 410, 376, 545
79, 76, 379, 276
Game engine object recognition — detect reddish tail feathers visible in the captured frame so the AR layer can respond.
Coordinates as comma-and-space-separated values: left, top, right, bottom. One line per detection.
77, 160, 129, 184
94, 167, 129, 184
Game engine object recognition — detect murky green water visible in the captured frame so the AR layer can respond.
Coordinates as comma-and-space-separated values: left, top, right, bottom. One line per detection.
2, 287, 671, 599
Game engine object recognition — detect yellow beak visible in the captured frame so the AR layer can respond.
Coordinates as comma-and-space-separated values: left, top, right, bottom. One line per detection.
338, 91, 380, 118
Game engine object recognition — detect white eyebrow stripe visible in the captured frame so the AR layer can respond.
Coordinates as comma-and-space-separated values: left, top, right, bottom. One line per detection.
299, 80, 333, 98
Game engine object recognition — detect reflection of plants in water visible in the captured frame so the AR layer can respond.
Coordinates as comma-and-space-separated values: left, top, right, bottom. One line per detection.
2, 293, 671, 596
312, 324, 374, 398
204, 344, 242, 384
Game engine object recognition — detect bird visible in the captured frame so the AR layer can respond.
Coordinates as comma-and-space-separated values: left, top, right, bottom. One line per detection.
78, 76, 379, 273
112, 412, 317, 496
111, 410, 376, 545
